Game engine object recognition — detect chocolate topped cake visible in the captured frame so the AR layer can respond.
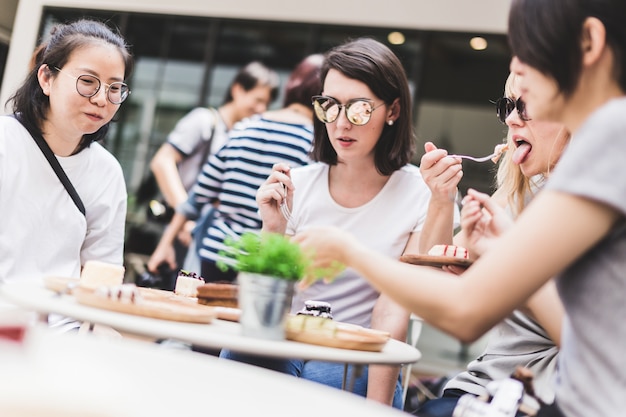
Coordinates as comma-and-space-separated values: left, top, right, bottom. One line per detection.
297, 300, 333, 319
174, 270, 205, 298
196, 282, 238, 308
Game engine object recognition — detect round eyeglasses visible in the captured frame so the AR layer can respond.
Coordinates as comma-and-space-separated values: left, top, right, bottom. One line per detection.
54, 66, 131, 105
495, 96, 530, 124
312, 95, 385, 126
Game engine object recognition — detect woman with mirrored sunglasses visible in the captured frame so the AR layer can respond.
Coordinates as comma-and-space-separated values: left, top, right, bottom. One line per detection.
1, 19, 133, 330
238, 37, 434, 409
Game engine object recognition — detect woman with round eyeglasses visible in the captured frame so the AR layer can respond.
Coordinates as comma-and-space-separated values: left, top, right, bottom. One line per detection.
228, 38, 438, 409
0, 19, 132, 324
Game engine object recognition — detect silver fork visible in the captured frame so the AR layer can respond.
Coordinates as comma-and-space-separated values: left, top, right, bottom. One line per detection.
279, 183, 292, 222
447, 150, 502, 163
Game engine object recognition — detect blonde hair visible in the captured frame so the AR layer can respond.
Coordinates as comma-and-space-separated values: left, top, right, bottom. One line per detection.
494, 73, 569, 217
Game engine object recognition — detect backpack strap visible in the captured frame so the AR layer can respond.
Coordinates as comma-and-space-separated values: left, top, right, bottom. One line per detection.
198, 107, 219, 172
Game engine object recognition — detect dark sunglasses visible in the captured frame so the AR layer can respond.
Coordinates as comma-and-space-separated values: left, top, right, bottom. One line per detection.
311, 95, 384, 126
495, 97, 530, 124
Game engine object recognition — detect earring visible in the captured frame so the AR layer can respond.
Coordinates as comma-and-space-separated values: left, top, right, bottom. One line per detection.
387, 120, 394, 126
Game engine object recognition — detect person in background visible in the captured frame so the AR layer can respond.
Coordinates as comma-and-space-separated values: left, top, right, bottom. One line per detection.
224, 38, 443, 409
148, 61, 279, 288
415, 71, 569, 417
0, 19, 132, 330
147, 54, 323, 283
294, 1, 626, 415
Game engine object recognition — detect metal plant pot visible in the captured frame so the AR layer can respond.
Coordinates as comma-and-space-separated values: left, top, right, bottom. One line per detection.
238, 272, 295, 340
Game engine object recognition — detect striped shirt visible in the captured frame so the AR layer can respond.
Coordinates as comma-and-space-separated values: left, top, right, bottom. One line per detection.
181, 114, 313, 263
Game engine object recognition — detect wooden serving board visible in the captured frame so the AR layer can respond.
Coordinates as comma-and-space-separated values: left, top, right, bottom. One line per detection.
212, 307, 242, 322
73, 289, 216, 324
285, 316, 390, 352
137, 288, 241, 322
400, 254, 473, 268
137, 287, 200, 305
43, 276, 80, 293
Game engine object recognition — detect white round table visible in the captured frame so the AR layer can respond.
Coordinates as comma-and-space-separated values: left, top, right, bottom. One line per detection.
2, 280, 421, 394
0, 281, 421, 366
0, 324, 410, 417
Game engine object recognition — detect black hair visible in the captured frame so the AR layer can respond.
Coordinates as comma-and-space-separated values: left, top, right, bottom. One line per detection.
508, 0, 626, 97
283, 54, 323, 107
7, 19, 133, 153
310, 38, 415, 176
222, 61, 280, 105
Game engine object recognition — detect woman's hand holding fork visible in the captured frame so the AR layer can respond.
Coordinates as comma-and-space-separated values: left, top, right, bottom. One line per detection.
460, 188, 514, 257
256, 162, 293, 234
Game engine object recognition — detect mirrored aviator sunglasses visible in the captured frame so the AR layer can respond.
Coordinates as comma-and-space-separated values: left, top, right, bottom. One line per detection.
495, 97, 530, 124
312, 95, 380, 126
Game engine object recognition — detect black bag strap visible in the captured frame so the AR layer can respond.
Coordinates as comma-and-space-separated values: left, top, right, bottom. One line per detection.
197, 107, 219, 172
14, 115, 86, 216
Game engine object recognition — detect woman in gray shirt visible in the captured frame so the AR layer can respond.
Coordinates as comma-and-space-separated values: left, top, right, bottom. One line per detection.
294, 1, 626, 416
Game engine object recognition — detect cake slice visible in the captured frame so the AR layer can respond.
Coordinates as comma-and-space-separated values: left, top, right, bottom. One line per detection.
491, 143, 509, 163
95, 283, 142, 304
427, 244, 469, 259
79, 260, 125, 290
174, 270, 205, 298
196, 282, 238, 308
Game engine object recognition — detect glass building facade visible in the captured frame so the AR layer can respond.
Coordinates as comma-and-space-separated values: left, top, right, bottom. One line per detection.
32, 7, 511, 256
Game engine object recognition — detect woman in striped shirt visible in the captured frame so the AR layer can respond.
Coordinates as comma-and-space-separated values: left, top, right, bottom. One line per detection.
148, 54, 323, 283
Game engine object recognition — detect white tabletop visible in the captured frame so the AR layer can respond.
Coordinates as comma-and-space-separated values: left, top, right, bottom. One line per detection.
0, 324, 409, 417
0, 281, 421, 366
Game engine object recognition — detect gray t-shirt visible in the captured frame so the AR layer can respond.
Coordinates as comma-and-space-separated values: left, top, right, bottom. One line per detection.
166, 107, 228, 192
445, 200, 558, 405
445, 310, 558, 403
545, 97, 626, 417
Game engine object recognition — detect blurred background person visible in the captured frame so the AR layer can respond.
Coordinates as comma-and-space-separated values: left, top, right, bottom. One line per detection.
147, 53, 323, 283
147, 61, 279, 289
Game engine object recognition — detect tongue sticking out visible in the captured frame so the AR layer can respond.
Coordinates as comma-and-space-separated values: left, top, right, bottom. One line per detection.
512, 142, 532, 165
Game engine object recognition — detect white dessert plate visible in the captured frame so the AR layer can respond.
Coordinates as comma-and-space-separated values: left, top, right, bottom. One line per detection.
400, 254, 473, 268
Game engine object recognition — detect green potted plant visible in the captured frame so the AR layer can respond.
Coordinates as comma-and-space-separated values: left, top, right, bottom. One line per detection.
217, 231, 328, 340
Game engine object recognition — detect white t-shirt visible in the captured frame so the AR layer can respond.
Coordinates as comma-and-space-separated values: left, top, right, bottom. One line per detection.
288, 162, 435, 327
0, 116, 127, 283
